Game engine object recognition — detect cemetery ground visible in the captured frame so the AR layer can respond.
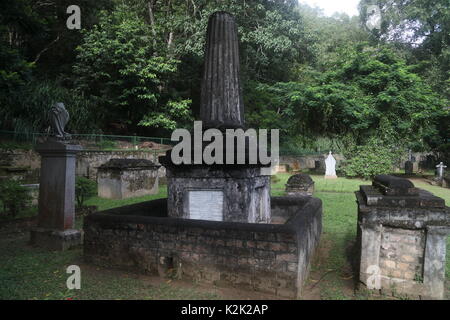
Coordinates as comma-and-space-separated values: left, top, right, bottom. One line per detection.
0, 174, 448, 300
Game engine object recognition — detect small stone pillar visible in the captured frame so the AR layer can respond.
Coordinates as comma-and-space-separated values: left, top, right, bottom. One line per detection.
285, 174, 314, 196
355, 174, 450, 299
31, 140, 82, 251
314, 160, 322, 172
404, 161, 413, 175
97, 159, 160, 199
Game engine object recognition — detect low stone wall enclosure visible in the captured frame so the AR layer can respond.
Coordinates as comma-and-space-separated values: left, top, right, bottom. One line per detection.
0, 149, 166, 183
84, 196, 322, 298
76, 150, 166, 181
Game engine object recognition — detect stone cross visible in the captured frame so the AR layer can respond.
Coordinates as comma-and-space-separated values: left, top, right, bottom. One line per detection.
436, 162, 447, 180
200, 11, 244, 129
325, 151, 337, 178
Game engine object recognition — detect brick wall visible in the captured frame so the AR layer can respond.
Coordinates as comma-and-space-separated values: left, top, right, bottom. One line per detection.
380, 227, 425, 281
84, 196, 322, 298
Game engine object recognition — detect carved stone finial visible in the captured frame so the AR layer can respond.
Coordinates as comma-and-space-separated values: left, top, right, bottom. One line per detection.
50, 102, 71, 140
200, 11, 244, 129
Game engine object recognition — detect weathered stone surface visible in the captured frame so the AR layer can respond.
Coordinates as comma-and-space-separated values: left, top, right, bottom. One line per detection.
373, 174, 418, 196
98, 158, 158, 169
359, 185, 445, 209
50, 102, 71, 140
30, 228, 82, 251
166, 166, 270, 223
285, 173, 314, 196
76, 150, 166, 182
32, 139, 82, 250
160, 11, 271, 223
356, 176, 450, 299
97, 158, 160, 199
200, 11, 244, 129
83, 196, 322, 299
405, 161, 413, 175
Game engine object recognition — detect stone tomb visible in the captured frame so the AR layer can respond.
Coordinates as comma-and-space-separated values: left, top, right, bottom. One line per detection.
84, 11, 323, 299
285, 173, 314, 196
97, 159, 160, 199
84, 196, 322, 298
355, 174, 450, 299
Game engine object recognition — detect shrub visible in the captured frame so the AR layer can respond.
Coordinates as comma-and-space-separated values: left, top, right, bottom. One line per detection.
0, 180, 32, 216
0, 79, 99, 135
75, 177, 97, 208
341, 140, 399, 180
96, 140, 117, 150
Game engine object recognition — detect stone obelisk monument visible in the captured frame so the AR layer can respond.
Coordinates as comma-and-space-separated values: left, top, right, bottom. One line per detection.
161, 11, 271, 223
200, 11, 244, 129
31, 103, 82, 250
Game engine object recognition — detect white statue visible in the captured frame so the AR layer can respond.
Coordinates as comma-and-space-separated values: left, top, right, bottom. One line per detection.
325, 151, 337, 179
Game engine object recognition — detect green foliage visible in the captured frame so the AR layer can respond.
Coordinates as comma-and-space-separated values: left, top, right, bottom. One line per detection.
95, 140, 117, 150
0, 141, 33, 151
0, 180, 32, 216
0, 79, 98, 134
0, 0, 448, 151
75, 177, 97, 208
138, 99, 193, 130
0, 45, 33, 91
359, 0, 450, 100
248, 45, 448, 151
341, 139, 400, 179
73, 5, 191, 132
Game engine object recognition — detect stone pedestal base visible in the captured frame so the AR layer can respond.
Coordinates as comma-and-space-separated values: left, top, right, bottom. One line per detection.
324, 175, 337, 179
163, 164, 271, 223
30, 227, 82, 251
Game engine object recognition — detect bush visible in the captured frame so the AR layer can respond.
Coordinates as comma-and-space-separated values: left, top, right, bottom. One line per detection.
341, 140, 399, 180
96, 140, 117, 150
0, 79, 99, 135
0, 180, 32, 216
75, 177, 97, 208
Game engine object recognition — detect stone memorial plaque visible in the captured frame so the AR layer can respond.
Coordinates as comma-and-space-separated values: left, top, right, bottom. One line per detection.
189, 190, 223, 221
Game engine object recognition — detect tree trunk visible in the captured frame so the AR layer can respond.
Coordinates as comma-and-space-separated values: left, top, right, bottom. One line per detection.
148, 0, 158, 51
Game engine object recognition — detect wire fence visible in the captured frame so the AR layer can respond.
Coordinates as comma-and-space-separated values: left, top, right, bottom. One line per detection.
0, 130, 333, 157
0, 130, 175, 151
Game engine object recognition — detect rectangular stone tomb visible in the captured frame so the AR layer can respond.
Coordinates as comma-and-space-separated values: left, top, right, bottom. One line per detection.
83, 196, 322, 299
97, 159, 160, 199
355, 175, 450, 299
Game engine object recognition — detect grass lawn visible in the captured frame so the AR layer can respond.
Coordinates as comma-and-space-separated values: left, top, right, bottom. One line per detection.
0, 174, 448, 300
272, 173, 450, 300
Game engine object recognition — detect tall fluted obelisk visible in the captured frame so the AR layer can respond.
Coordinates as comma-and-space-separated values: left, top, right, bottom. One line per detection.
162, 11, 271, 224
200, 11, 244, 129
